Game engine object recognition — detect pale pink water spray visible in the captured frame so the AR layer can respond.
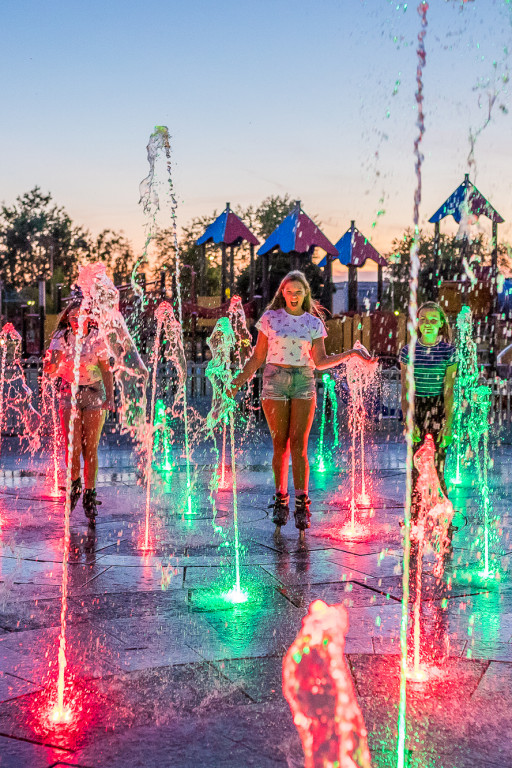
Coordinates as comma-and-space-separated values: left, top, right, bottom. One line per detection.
343, 341, 379, 530
144, 300, 187, 546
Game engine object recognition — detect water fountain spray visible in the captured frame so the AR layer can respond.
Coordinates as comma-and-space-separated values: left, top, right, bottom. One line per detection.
317, 373, 339, 474
40, 375, 62, 498
0, 323, 41, 460
283, 600, 372, 768
342, 341, 379, 535
468, 385, 498, 579
206, 317, 246, 603
52, 309, 87, 723
451, 306, 478, 485
153, 399, 172, 471
216, 295, 253, 489
398, 4, 429, 766
144, 300, 189, 547
51, 263, 148, 722
409, 435, 454, 681
139, 126, 193, 508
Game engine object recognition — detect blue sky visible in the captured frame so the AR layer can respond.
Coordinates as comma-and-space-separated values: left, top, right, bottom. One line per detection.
1, 0, 511, 279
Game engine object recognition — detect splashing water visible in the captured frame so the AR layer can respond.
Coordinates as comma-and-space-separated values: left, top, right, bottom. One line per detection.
40, 375, 62, 498
132, 125, 170, 304
52, 263, 148, 719
206, 318, 246, 602
0, 323, 41, 459
216, 295, 253, 489
76, 263, 148, 443
138, 127, 193, 503
153, 399, 172, 471
468, 385, 499, 579
409, 435, 454, 680
53, 308, 87, 723
282, 600, 372, 768
317, 373, 339, 473
144, 300, 190, 547
398, 4, 429, 766
451, 306, 479, 485
343, 341, 379, 531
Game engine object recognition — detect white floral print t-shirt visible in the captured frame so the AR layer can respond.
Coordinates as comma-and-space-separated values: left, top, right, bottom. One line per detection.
256, 309, 327, 368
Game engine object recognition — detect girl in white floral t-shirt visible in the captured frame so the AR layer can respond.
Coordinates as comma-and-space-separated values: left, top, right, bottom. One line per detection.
230, 271, 371, 539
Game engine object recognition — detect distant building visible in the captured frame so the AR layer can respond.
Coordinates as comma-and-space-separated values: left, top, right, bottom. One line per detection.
332, 281, 382, 314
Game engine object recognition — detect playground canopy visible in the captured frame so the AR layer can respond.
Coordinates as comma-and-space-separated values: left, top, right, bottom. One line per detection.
196, 204, 259, 247
196, 203, 259, 301
318, 222, 387, 269
257, 200, 337, 259
319, 221, 386, 312
428, 173, 504, 225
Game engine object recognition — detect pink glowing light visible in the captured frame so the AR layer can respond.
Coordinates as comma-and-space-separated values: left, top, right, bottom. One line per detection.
343, 341, 379, 531
283, 600, 372, 768
409, 434, 454, 676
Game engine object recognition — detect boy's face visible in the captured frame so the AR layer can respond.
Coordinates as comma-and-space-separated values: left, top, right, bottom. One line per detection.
418, 309, 442, 342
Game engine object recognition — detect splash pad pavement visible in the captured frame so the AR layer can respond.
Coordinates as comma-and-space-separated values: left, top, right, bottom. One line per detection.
0, 427, 511, 768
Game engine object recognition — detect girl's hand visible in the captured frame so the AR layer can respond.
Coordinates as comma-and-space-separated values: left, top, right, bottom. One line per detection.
350, 348, 375, 362
102, 397, 115, 411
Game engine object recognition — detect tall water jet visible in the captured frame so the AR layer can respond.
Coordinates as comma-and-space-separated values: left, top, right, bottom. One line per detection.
206, 317, 246, 603
283, 600, 372, 768
451, 305, 478, 485
52, 308, 87, 723
468, 385, 497, 579
398, 5, 429, 766
0, 323, 41, 459
145, 300, 189, 543
316, 373, 339, 474
40, 375, 62, 498
216, 295, 253, 488
139, 126, 193, 504
50, 263, 148, 722
342, 341, 379, 534
153, 399, 172, 471
409, 435, 454, 681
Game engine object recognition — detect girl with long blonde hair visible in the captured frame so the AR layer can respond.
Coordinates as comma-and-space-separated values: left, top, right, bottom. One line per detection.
230, 271, 370, 540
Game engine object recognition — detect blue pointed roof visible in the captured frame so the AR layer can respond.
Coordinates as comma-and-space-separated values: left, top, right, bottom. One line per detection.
318, 221, 387, 268
429, 174, 504, 225
196, 203, 259, 246
257, 201, 338, 257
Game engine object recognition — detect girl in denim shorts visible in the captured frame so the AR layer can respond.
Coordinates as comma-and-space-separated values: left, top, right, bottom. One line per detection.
43, 293, 115, 525
230, 271, 371, 540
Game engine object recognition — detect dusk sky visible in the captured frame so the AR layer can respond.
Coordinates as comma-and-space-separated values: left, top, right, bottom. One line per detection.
1, 0, 511, 280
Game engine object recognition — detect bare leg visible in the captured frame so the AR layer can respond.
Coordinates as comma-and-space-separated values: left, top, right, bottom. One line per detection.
289, 397, 316, 494
81, 409, 106, 489
262, 399, 291, 493
60, 407, 82, 482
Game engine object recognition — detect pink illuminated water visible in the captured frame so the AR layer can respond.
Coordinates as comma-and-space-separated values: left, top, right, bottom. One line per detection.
343, 341, 379, 531
409, 435, 453, 679
283, 600, 372, 768
0, 323, 41, 457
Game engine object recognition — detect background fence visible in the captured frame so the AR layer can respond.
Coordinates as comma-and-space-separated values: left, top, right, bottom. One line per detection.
9, 359, 511, 440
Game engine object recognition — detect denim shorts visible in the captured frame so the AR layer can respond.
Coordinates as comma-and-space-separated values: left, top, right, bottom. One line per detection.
261, 364, 316, 401
58, 380, 106, 412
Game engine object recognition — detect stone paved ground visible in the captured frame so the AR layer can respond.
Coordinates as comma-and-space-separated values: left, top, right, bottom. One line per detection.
0, 426, 510, 768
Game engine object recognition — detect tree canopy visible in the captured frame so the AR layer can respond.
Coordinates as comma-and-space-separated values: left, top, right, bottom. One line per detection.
0, 187, 135, 306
